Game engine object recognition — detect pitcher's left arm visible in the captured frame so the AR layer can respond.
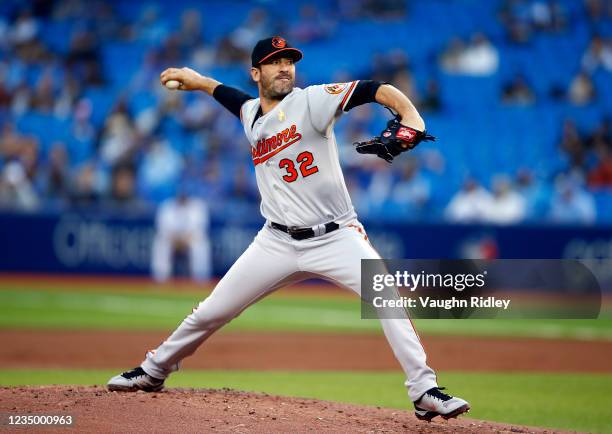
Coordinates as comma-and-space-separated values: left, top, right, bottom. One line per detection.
344, 80, 435, 163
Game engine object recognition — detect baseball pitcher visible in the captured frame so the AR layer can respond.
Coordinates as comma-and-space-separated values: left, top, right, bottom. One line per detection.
108, 36, 470, 422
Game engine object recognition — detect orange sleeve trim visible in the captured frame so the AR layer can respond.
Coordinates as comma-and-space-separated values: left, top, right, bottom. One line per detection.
340, 80, 358, 111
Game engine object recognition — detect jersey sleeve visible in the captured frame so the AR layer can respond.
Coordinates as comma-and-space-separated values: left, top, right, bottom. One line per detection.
213, 84, 254, 120
240, 98, 260, 130
306, 81, 359, 133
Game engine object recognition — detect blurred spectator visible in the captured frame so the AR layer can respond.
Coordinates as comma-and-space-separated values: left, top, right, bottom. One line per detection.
31, 71, 55, 114
515, 168, 548, 218
389, 157, 431, 211
364, 162, 396, 212
586, 117, 611, 148
69, 162, 102, 207
549, 174, 596, 224
484, 175, 527, 224
559, 119, 586, 170
459, 235, 500, 260
587, 143, 612, 187
440, 34, 499, 76
584, 0, 612, 22
420, 79, 442, 112
0, 126, 39, 183
218, 9, 268, 65
499, 0, 533, 45
55, 73, 82, 119
290, 4, 335, 43
335, 0, 363, 20
361, 157, 430, 217
581, 35, 612, 73
8, 9, 39, 46
19, 135, 39, 181
362, 0, 406, 18
0, 160, 39, 210
445, 178, 493, 223
8, 10, 48, 64
179, 93, 217, 131
178, 9, 204, 52
568, 71, 596, 105
72, 98, 96, 143
460, 34, 499, 76
156, 33, 183, 66
501, 73, 536, 105
10, 82, 32, 116
87, 1, 125, 41
39, 142, 70, 202
392, 69, 418, 103
530, 0, 567, 32
151, 191, 211, 282
0, 123, 24, 160
105, 163, 147, 211
586, 119, 612, 187
440, 37, 466, 72
216, 36, 248, 65
139, 138, 184, 200
132, 4, 170, 45
370, 50, 411, 83
336, 0, 406, 19
66, 28, 104, 86
197, 159, 225, 204
228, 166, 258, 202
499, 0, 566, 44
52, 0, 86, 20
99, 99, 137, 166
336, 105, 374, 167
0, 70, 11, 109
420, 148, 446, 176
129, 49, 166, 93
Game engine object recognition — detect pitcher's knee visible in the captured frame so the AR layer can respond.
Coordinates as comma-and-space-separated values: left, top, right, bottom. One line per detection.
189, 298, 239, 329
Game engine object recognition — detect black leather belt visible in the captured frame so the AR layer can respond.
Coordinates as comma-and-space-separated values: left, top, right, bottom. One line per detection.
271, 221, 340, 240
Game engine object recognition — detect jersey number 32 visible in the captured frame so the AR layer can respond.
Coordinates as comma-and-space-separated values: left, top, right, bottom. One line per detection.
279, 151, 319, 183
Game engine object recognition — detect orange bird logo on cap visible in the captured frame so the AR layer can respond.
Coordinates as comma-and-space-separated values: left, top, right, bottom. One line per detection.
272, 36, 286, 48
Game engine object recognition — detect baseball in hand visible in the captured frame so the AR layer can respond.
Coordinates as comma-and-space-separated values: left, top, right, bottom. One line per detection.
165, 80, 182, 90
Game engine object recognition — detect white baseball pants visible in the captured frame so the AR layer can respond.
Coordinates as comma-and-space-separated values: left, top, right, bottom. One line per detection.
141, 219, 438, 401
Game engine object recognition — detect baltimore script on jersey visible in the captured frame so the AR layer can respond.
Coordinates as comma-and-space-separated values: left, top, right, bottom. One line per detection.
252, 124, 302, 165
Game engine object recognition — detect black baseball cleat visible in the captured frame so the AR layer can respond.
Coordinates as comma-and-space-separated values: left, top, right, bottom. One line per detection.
414, 387, 470, 422
107, 367, 165, 392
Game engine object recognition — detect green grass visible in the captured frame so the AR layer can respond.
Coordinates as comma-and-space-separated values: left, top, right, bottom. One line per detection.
1, 285, 612, 340
1, 369, 610, 433
0, 287, 373, 333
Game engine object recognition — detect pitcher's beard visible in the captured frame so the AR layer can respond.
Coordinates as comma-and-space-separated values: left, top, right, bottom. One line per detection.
262, 77, 294, 100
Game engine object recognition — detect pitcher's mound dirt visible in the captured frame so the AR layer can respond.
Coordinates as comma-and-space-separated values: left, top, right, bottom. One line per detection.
0, 386, 561, 433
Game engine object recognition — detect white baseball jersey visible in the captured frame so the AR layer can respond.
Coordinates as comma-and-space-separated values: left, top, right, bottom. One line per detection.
240, 82, 359, 227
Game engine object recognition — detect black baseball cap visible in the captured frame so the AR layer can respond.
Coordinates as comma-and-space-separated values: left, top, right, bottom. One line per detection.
251, 36, 303, 67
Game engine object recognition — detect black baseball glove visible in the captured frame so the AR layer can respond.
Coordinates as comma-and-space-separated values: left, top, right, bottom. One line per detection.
354, 111, 435, 163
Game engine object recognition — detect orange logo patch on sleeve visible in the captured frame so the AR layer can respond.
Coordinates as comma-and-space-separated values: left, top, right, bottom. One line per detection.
324, 83, 348, 94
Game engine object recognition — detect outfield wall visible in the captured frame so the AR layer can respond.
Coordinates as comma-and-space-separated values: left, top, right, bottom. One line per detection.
1, 211, 610, 286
